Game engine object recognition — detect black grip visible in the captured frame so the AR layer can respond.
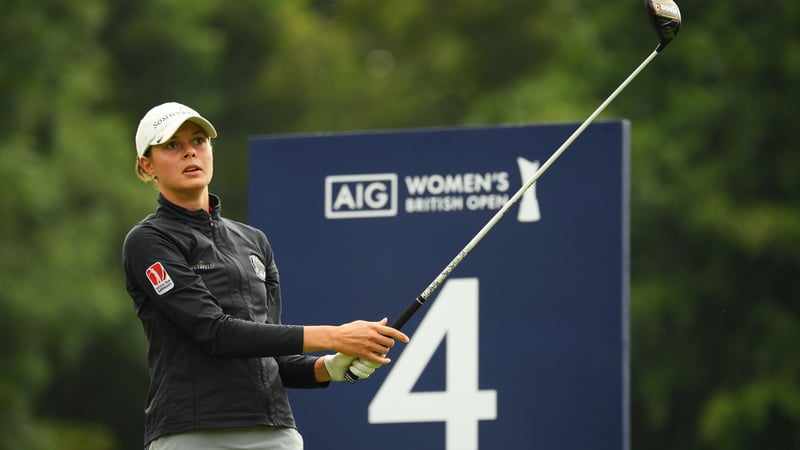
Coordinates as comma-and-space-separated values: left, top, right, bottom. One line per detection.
390, 295, 425, 331
345, 296, 426, 383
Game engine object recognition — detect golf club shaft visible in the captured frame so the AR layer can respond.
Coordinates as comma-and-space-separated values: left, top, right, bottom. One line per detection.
411, 49, 659, 316
346, 48, 660, 383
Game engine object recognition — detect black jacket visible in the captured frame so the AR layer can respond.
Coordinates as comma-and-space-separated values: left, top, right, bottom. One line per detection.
123, 194, 325, 447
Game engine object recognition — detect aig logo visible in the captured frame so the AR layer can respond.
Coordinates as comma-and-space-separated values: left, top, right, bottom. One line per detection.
325, 174, 398, 219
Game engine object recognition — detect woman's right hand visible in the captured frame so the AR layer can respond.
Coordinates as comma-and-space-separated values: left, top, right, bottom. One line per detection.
332, 317, 410, 364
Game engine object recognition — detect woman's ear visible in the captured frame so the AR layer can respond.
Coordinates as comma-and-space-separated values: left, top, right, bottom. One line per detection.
139, 155, 154, 177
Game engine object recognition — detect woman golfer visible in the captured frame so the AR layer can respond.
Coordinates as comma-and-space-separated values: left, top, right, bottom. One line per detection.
123, 102, 408, 450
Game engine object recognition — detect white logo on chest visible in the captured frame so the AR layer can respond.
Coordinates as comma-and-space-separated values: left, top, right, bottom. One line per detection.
249, 255, 267, 281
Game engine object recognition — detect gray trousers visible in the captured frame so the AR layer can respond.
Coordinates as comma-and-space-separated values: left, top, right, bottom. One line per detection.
148, 426, 303, 450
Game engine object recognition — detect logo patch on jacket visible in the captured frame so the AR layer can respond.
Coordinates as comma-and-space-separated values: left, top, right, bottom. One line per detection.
249, 255, 266, 281
189, 261, 216, 272
146, 262, 174, 295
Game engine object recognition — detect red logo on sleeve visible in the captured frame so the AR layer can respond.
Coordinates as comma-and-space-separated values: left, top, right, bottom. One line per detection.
145, 262, 174, 295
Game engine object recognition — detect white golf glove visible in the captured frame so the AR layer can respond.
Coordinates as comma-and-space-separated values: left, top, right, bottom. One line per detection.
348, 357, 381, 380
322, 353, 357, 381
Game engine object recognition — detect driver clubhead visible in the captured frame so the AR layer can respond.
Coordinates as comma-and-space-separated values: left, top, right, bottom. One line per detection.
645, 0, 681, 51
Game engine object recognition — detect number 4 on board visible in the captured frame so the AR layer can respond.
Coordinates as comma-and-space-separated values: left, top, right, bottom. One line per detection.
369, 278, 498, 450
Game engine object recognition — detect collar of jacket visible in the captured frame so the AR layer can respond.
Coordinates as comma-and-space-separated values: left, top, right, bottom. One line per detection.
155, 193, 223, 231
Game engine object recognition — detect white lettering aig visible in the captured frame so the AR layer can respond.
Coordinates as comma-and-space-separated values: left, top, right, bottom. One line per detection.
325, 174, 398, 219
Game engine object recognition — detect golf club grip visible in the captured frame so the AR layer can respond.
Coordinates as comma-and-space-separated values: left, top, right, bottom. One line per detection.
344, 296, 426, 383
390, 295, 426, 331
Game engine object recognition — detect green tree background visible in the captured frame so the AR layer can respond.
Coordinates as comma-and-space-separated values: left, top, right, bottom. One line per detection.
1, 1, 797, 449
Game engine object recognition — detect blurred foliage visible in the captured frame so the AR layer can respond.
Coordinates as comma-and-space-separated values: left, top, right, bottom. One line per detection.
0, 0, 798, 449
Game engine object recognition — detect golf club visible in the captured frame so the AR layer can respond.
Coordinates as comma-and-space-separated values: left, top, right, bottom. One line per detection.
346, 0, 681, 383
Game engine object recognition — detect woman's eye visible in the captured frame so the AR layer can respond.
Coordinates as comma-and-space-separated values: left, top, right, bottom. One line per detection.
165, 142, 179, 150
193, 137, 206, 145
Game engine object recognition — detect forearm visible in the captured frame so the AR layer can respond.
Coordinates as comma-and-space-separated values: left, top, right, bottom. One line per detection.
208, 318, 304, 358
302, 325, 336, 352
314, 356, 332, 382
275, 355, 329, 388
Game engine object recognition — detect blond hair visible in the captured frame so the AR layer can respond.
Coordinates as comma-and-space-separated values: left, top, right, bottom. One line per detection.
135, 147, 154, 183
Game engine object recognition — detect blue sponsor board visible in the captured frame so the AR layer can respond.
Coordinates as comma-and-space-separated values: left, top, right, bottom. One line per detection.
248, 121, 630, 450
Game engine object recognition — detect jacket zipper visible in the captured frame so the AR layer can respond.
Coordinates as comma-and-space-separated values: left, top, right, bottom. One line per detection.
208, 213, 255, 321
